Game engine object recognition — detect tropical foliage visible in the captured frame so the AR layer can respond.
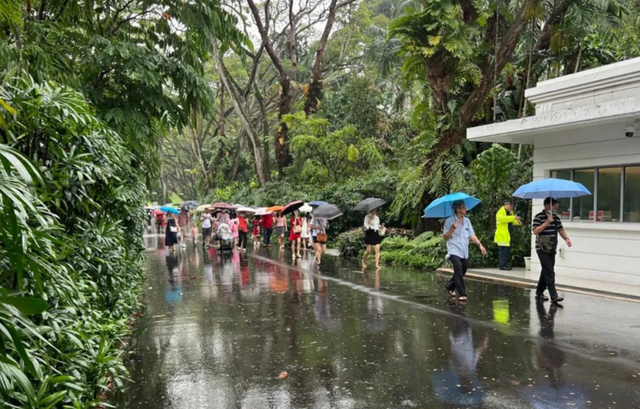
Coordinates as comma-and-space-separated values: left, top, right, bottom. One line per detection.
0, 0, 244, 407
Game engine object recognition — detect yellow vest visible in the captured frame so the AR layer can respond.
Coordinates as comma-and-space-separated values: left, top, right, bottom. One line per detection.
494, 206, 520, 247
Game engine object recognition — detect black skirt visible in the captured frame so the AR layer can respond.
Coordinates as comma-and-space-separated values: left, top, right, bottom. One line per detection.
364, 229, 382, 245
165, 220, 179, 246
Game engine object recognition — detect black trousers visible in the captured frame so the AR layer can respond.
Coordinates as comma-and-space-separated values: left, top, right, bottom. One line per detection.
238, 231, 248, 249
536, 250, 558, 300
446, 255, 468, 297
499, 246, 511, 269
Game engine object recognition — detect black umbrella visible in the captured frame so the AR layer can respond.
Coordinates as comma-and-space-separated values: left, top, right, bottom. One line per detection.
282, 200, 304, 215
354, 197, 386, 212
311, 204, 343, 220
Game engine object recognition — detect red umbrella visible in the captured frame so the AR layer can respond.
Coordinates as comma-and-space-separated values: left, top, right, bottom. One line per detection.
152, 209, 165, 216
282, 200, 304, 215
212, 202, 232, 209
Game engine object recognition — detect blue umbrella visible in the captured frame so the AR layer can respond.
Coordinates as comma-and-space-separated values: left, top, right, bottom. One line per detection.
513, 178, 591, 199
309, 201, 328, 206
159, 206, 180, 215
424, 192, 481, 218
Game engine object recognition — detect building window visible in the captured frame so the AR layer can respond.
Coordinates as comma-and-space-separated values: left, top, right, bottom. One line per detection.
551, 165, 640, 223
598, 168, 621, 222
624, 166, 640, 222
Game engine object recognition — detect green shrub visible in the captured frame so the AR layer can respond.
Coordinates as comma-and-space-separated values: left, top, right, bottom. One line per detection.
379, 231, 447, 270
336, 228, 365, 257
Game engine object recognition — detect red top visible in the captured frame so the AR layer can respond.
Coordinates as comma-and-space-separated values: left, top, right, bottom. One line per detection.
260, 214, 274, 229
238, 216, 248, 233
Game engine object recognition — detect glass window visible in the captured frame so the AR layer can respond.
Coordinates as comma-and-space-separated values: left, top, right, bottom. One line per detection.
572, 169, 595, 221
551, 170, 572, 220
597, 168, 621, 222
624, 166, 640, 222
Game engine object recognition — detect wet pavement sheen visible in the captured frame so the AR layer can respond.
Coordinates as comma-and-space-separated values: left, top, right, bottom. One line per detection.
117, 236, 640, 408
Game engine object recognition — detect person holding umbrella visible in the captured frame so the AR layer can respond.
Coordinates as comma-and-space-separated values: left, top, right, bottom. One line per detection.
532, 198, 572, 303
442, 200, 486, 302
513, 178, 589, 303
165, 213, 179, 252
355, 198, 387, 270
289, 211, 303, 259
310, 204, 342, 267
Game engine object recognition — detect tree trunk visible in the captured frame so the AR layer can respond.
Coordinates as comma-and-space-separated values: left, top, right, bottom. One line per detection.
276, 78, 293, 174
212, 40, 267, 186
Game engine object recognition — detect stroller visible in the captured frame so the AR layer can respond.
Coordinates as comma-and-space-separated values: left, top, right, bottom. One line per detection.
217, 223, 233, 254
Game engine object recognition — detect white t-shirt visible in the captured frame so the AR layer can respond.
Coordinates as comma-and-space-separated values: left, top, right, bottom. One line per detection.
364, 215, 380, 231
202, 213, 212, 229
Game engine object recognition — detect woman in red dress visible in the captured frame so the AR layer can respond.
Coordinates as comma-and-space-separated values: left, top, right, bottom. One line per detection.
289, 211, 303, 259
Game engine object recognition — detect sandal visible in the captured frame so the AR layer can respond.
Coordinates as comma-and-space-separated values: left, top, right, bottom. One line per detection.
552, 296, 564, 303
447, 289, 456, 297
458, 296, 467, 302
535, 294, 550, 302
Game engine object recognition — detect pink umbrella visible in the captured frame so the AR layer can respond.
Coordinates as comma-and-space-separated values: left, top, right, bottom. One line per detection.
152, 209, 165, 216
212, 202, 232, 209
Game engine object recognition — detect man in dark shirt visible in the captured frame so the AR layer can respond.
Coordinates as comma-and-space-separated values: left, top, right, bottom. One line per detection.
532, 198, 573, 303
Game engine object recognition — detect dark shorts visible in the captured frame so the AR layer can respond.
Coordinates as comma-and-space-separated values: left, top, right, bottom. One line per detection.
364, 229, 382, 245
202, 227, 212, 238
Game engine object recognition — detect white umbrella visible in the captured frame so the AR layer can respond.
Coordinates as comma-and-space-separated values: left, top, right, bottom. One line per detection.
254, 207, 273, 216
236, 206, 256, 214
195, 204, 212, 212
299, 203, 313, 213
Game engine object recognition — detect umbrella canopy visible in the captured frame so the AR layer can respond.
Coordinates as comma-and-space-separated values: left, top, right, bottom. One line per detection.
231, 203, 244, 209
212, 202, 232, 209
513, 178, 591, 199
159, 206, 180, 215
195, 204, 212, 212
309, 200, 327, 207
299, 204, 313, 213
424, 192, 481, 219
311, 204, 343, 220
144, 205, 155, 210
266, 205, 285, 213
152, 209, 165, 216
354, 197, 387, 212
282, 200, 304, 215
236, 206, 256, 214
254, 207, 273, 216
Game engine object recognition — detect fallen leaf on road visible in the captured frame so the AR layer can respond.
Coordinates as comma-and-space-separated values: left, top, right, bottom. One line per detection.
278, 371, 288, 379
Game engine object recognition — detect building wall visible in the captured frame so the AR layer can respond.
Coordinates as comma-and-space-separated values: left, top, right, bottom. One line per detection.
531, 120, 640, 286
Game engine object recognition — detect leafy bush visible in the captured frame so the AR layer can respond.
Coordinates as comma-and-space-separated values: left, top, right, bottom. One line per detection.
380, 231, 447, 270
336, 228, 365, 257
0, 80, 145, 407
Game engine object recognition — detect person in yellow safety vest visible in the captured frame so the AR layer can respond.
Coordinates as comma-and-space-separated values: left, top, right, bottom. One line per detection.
494, 200, 522, 271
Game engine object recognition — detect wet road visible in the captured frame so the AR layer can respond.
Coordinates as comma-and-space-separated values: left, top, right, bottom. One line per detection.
117, 236, 640, 408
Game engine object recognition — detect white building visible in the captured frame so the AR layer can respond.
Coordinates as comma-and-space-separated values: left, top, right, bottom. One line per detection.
467, 57, 640, 288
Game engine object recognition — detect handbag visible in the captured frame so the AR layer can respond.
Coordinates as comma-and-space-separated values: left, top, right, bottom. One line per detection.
170, 226, 178, 233
315, 232, 328, 244
293, 223, 302, 234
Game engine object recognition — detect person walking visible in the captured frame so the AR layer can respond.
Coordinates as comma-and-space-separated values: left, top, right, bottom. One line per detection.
300, 214, 310, 251
177, 207, 189, 249
494, 200, 522, 270
289, 211, 303, 259
443, 200, 486, 302
310, 217, 329, 266
155, 211, 165, 234
237, 212, 249, 252
362, 208, 384, 270
165, 214, 179, 252
261, 212, 274, 247
274, 212, 288, 250
190, 222, 198, 245
532, 198, 572, 304
229, 213, 239, 248
252, 216, 261, 248
201, 208, 213, 248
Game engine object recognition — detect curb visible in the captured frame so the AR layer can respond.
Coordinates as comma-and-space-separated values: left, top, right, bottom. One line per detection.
436, 268, 640, 304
